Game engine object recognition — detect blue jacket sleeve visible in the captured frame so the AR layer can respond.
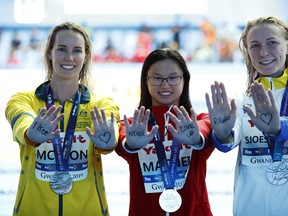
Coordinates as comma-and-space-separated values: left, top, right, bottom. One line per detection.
211, 130, 236, 153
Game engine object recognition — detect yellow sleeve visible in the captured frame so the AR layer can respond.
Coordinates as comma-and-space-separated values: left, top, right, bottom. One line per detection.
5, 91, 42, 146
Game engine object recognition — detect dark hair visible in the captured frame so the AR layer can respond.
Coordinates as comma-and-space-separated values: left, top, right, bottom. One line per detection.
43, 22, 92, 90
239, 16, 288, 96
138, 47, 192, 113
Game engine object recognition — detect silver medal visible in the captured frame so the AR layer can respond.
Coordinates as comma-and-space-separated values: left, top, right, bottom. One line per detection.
159, 189, 182, 213
50, 171, 73, 195
266, 161, 288, 185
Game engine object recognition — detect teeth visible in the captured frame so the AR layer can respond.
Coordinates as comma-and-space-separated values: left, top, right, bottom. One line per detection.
62, 65, 75, 69
261, 60, 273, 64
159, 92, 171, 96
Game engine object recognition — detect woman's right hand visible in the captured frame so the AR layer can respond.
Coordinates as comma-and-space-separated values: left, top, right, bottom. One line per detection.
26, 105, 64, 144
124, 106, 159, 150
205, 81, 237, 142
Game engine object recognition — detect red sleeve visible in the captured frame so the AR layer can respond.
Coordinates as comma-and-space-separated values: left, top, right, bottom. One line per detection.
115, 117, 135, 162
196, 112, 214, 159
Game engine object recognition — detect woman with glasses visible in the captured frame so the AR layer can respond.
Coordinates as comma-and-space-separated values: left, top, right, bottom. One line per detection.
116, 47, 214, 216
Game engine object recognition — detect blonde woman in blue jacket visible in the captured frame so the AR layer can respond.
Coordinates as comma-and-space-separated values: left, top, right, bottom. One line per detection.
5, 22, 119, 216
205, 16, 288, 216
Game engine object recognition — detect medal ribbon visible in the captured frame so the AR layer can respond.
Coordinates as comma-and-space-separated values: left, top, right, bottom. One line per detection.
267, 83, 288, 162
46, 84, 81, 171
149, 111, 180, 189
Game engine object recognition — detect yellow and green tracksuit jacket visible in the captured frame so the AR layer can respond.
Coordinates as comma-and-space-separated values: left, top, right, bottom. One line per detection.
5, 81, 120, 216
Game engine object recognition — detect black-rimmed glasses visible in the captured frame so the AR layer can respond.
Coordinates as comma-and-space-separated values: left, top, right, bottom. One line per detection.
147, 76, 183, 86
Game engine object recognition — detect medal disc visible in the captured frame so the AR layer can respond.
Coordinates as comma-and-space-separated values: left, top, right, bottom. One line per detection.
50, 171, 73, 195
266, 161, 288, 185
159, 189, 182, 213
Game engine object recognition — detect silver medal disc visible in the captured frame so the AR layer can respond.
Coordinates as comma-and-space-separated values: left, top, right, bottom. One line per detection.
159, 189, 182, 213
266, 161, 288, 185
50, 171, 73, 195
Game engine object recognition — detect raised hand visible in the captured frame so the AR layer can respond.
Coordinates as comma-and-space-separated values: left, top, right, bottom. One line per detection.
26, 105, 64, 144
205, 81, 237, 142
244, 82, 280, 135
125, 106, 159, 150
166, 106, 201, 145
86, 106, 116, 150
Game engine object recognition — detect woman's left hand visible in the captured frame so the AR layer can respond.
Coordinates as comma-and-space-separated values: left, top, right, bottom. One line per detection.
166, 106, 201, 145
245, 82, 280, 136
86, 106, 116, 150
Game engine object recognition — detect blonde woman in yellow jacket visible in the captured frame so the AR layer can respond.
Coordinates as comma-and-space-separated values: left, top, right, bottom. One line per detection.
5, 22, 119, 216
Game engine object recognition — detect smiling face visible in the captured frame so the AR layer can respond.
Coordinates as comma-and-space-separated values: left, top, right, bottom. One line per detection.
147, 59, 184, 107
48, 29, 86, 82
247, 23, 288, 78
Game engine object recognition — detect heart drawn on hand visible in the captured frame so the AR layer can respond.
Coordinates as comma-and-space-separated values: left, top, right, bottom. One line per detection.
99, 132, 111, 144
260, 113, 272, 125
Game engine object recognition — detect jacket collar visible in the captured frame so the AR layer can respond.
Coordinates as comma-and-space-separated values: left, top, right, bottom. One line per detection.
256, 68, 288, 90
35, 81, 91, 104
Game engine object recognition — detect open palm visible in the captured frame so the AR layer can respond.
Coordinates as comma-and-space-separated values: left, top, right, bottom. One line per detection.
205, 81, 237, 142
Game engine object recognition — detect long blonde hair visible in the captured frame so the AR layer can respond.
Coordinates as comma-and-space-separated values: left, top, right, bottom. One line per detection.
43, 22, 93, 90
239, 16, 288, 96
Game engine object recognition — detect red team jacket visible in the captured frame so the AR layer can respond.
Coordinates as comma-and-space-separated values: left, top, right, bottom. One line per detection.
116, 106, 214, 216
